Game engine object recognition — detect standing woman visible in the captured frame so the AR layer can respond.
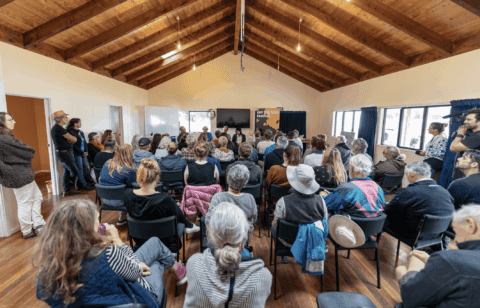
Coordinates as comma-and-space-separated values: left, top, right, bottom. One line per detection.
419, 122, 448, 179
87, 132, 103, 163
0, 112, 46, 239
67, 118, 94, 190
102, 129, 113, 145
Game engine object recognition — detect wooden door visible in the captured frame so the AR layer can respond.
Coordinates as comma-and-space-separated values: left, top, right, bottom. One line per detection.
110, 106, 124, 145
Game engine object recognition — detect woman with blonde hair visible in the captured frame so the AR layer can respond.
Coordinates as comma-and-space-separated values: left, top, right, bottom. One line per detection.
185, 142, 219, 186
214, 136, 234, 162
314, 147, 348, 188
99, 144, 136, 225
34, 198, 186, 307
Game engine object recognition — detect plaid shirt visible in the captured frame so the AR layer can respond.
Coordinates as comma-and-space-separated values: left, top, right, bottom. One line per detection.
182, 148, 195, 162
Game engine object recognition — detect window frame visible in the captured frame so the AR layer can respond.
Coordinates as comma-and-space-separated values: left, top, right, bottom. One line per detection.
333, 109, 362, 137
180, 110, 212, 133
381, 105, 450, 151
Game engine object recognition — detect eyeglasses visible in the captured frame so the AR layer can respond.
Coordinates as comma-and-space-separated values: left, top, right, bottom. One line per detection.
7, 118, 15, 123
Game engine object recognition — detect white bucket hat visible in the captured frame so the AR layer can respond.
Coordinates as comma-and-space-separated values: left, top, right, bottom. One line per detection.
286, 164, 320, 195
328, 215, 366, 248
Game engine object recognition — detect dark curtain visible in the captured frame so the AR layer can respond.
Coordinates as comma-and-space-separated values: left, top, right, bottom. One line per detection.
279, 111, 306, 137
438, 99, 480, 188
357, 107, 378, 159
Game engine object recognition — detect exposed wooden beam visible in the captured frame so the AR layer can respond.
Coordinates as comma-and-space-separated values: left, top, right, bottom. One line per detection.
249, 1, 381, 74
23, 0, 128, 49
246, 40, 334, 89
246, 16, 362, 80
0, 0, 14, 7
244, 48, 325, 92
233, 0, 242, 55
92, 0, 235, 70
145, 45, 233, 89
112, 19, 234, 77
280, 0, 411, 67
450, 0, 480, 17
352, 0, 453, 55
64, 0, 198, 61
126, 32, 233, 82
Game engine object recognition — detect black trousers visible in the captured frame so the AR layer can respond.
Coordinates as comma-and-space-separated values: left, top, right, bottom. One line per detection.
57, 151, 78, 192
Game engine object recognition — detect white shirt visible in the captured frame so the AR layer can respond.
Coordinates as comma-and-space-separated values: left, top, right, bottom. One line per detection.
257, 141, 275, 154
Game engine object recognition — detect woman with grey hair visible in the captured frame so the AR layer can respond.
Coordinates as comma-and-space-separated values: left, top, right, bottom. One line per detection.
155, 136, 180, 159
181, 134, 197, 163
131, 134, 142, 152
184, 202, 272, 307
374, 145, 407, 193
206, 165, 258, 245
214, 136, 234, 162
202, 126, 213, 142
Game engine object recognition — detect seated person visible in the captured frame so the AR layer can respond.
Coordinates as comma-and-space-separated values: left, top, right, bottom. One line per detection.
396, 205, 480, 308
99, 144, 136, 225
264, 136, 289, 174
197, 132, 209, 143
333, 135, 352, 167
93, 138, 116, 170
202, 126, 213, 142
177, 133, 188, 152
87, 132, 103, 164
133, 137, 157, 170
211, 130, 221, 147
448, 149, 480, 209
293, 129, 304, 151
301, 136, 318, 164
181, 135, 196, 163
319, 134, 330, 148
207, 165, 258, 245
226, 142, 262, 186
263, 131, 284, 161
125, 158, 199, 250
304, 138, 327, 168
155, 136, 180, 160
254, 130, 262, 149
149, 134, 162, 155
246, 137, 258, 162
314, 148, 348, 188
184, 202, 272, 307
287, 131, 301, 152
384, 162, 454, 248
158, 142, 187, 185
185, 142, 219, 186
322, 154, 385, 218
232, 127, 246, 149
214, 136, 234, 162
257, 129, 275, 155
374, 145, 407, 193
34, 199, 186, 308
344, 138, 372, 176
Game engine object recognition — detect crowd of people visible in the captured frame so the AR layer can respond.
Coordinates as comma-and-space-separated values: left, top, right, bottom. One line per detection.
1, 107, 480, 307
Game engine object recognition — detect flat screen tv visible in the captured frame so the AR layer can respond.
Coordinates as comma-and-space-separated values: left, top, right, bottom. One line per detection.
216, 108, 250, 129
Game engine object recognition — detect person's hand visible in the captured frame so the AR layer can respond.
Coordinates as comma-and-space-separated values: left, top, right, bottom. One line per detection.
457, 125, 468, 135
83, 152, 88, 156
420, 151, 426, 156
105, 224, 123, 246
140, 262, 151, 277
410, 250, 430, 264
407, 253, 427, 272
319, 190, 330, 197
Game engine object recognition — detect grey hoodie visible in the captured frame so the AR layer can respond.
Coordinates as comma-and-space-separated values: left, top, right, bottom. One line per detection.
133, 150, 157, 170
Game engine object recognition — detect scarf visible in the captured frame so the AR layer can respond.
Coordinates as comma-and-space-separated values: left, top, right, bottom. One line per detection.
89, 140, 104, 151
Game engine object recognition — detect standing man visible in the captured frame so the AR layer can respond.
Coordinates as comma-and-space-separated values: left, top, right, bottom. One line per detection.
450, 108, 480, 178
50, 110, 79, 196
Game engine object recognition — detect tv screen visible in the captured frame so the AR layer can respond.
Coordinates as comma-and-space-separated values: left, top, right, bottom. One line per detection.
216, 109, 250, 129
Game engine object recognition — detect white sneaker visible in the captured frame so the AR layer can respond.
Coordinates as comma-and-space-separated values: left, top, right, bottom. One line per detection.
186, 224, 200, 234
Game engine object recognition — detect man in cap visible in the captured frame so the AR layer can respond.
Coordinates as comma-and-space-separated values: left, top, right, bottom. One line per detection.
50, 110, 79, 196
132, 137, 157, 170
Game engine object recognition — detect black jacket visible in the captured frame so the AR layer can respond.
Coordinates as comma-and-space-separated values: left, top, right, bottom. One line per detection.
87, 143, 101, 163
447, 173, 480, 210
265, 148, 284, 174
334, 143, 351, 166
232, 133, 246, 144
68, 128, 88, 156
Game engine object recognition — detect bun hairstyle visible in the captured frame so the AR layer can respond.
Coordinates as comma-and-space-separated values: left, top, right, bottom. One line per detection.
385, 146, 406, 160
137, 158, 160, 186
430, 122, 448, 133
167, 142, 178, 155
194, 142, 208, 158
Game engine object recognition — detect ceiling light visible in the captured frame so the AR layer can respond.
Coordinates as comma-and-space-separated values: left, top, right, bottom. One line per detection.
193, 54, 196, 71
297, 18, 302, 53
177, 16, 181, 50
277, 54, 280, 70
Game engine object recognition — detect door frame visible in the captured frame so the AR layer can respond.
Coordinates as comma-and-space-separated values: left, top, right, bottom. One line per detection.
109, 104, 124, 145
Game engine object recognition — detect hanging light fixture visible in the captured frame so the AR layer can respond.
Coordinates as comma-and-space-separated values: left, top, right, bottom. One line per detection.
193, 54, 196, 71
297, 18, 302, 52
277, 54, 280, 70
177, 16, 181, 50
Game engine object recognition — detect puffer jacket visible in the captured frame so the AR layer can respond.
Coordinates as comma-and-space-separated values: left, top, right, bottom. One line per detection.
180, 184, 223, 223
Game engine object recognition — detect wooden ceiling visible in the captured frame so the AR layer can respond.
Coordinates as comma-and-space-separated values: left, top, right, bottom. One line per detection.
0, 0, 479, 92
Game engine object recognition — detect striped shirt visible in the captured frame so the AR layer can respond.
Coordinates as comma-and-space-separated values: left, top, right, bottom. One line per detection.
106, 245, 152, 292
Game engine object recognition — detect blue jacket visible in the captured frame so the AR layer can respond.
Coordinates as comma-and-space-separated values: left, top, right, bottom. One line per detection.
207, 132, 213, 142
263, 144, 276, 161
133, 150, 158, 170
37, 249, 159, 308
291, 220, 328, 275
159, 154, 187, 172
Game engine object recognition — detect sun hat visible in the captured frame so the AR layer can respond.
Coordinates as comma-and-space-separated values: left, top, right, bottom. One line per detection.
328, 215, 366, 248
286, 164, 320, 195
51, 110, 68, 120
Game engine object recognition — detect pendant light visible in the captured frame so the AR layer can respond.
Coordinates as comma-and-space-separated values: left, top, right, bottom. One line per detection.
297, 18, 302, 52
177, 16, 181, 50
193, 54, 196, 71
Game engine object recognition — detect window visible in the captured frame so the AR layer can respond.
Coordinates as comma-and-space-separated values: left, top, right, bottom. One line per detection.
381, 105, 451, 150
179, 111, 211, 133
333, 110, 362, 138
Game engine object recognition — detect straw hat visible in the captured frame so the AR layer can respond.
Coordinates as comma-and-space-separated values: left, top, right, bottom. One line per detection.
286, 164, 320, 195
51, 110, 68, 120
328, 215, 366, 248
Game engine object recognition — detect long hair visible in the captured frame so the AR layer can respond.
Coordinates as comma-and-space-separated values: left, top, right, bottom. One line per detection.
108, 144, 134, 177
150, 134, 162, 154
66, 118, 80, 131
131, 134, 142, 151
321, 148, 347, 186
159, 136, 171, 149
32, 198, 112, 306
102, 130, 113, 145
0, 112, 14, 136
284, 145, 301, 166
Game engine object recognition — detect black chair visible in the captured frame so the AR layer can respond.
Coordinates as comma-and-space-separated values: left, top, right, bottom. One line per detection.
132, 182, 164, 193
199, 216, 208, 253
384, 214, 453, 258
94, 167, 103, 205
381, 174, 404, 195
318, 186, 335, 193
95, 184, 127, 222
219, 160, 235, 185
329, 215, 387, 291
242, 183, 262, 238
127, 216, 186, 297
257, 153, 264, 162
266, 184, 291, 237
161, 171, 184, 195
316, 292, 376, 308
270, 219, 324, 300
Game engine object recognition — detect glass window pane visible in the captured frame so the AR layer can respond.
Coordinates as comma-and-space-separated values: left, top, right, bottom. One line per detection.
399, 108, 425, 149
335, 112, 343, 136
179, 111, 190, 132
424, 106, 451, 146
383, 109, 400, 146
189, 111, 211, 133
344, 111, 353, 133
354, 111, 361, 138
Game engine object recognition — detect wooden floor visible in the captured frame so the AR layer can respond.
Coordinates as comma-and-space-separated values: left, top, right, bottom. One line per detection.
0, 188, 407, 308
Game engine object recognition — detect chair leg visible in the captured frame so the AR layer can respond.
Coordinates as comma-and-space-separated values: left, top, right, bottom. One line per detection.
183, 232, 186, 263
376, 247, 381, 289
270, 234, 273, 266
99, 209, 102, 222
347, 249, 351, 259
396, 239, 401, 255
321, 274, 324, 293
335, 247, 339, 291
274, 252, 277, 300
175, 244, 180, 297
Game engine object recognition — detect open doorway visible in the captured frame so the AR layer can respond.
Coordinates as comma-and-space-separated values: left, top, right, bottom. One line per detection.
110, 106, 124, 145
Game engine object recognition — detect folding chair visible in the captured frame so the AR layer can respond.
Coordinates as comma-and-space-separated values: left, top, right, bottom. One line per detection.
94, 167, 103, 205
242, 183, 262, 238
95, 184, 127, 222
266, 184, 291, 237
381, 174, 404, 195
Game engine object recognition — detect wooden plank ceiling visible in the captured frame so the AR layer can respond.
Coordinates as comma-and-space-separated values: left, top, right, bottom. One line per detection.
0, 0, 479, 92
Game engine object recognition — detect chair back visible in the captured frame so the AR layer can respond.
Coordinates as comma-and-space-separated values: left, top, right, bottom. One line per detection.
220, 160, 235, 171
257, 153, 264, 161
95, 184, 126, 201
127, 216, 178, 240
277, 219, 300, 245
351, 215, 387, 237
417, 214, 453, 238
161, 171, 184, 183
381, 174, 404, 187
270, 184, 291, 199
94, 167, 102, 180
242, 184, 261, 199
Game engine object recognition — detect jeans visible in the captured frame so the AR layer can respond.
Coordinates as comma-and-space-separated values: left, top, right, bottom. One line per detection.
135, 237, 175, 305
57, 150, 78, 192
12, 181, 46, 236
74, 155, 90, 186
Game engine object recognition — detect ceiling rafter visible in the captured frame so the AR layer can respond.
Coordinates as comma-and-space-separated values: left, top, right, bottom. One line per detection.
280, 0, 411, 67
233, 0, 242, 55
450, 0, 480, 17
0, 0, 14, 7
249, 1, 382, 74
64, 0, 198, 61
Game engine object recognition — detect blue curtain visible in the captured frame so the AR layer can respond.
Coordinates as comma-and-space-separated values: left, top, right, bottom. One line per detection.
438, 99, 480, 188
279, 111, 306, 136
357, 107, 378, 159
